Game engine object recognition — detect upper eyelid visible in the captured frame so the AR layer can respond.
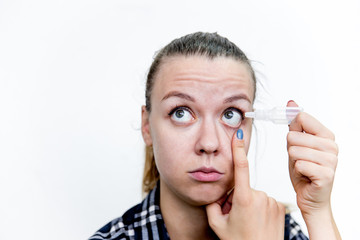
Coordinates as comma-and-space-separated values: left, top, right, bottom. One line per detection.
224, 106, 243, 112
168, 106, 193, 116
168, 106, 245, 116
223, 107, 244, 118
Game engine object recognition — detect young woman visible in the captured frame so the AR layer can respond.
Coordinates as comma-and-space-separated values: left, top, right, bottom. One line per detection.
90, 32, 340, 240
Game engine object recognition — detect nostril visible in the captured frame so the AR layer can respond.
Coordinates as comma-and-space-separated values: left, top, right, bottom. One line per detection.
199, 149, 218, 154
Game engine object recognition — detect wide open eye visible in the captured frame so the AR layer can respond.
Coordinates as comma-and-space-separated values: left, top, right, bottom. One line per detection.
170, 107, 194, 124
221, 108, 242, 127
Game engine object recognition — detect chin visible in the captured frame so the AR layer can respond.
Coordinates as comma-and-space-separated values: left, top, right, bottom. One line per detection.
183, 182, 230, 206
188, 196, 219, 206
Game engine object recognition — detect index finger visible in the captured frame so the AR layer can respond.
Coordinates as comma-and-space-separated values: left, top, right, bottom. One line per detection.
232, 129, 251, 197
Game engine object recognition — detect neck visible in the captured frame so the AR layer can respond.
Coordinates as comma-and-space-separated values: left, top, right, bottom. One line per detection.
159, 180, 218, 240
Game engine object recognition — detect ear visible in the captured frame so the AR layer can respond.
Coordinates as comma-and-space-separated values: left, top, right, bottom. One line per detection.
141, 105, 153, 146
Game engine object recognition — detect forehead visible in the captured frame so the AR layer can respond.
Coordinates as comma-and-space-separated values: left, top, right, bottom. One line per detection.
153, 55, 255, 103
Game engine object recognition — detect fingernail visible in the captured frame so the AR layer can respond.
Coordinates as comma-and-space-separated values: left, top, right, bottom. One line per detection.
236, 129, 243, 140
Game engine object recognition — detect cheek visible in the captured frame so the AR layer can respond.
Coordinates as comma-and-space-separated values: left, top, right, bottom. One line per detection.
151, 124, 193, 172
150, 116, 252, 180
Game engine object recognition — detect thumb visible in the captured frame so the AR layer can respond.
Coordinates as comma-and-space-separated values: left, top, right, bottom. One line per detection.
287, 100, 303, 132
206, 202, 227, 230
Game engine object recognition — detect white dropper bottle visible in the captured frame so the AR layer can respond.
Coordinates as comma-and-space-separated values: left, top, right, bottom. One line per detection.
245, 107, 303, 124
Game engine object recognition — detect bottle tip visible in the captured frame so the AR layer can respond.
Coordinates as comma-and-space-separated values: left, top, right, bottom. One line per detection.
245, 112, 255, 118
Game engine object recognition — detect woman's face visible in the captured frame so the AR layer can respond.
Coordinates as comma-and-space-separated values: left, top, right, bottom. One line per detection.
142, 55, 255, 206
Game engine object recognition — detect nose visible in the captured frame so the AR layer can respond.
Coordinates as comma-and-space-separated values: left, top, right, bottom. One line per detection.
195, 118, 221, 155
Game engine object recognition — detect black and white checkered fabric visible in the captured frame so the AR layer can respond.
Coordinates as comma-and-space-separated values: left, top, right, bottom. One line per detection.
89, 183, 308, 240
89, 184, 168, 240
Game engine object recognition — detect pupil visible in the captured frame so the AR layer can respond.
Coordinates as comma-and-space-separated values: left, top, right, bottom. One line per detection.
175, 110, 184, 118
225, 111, 233, 119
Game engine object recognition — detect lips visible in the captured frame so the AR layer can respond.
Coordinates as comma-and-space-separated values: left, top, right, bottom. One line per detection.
189, 167, 224, 182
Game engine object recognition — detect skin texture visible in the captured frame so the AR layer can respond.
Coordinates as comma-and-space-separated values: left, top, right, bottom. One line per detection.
142, 55, 255, 239
142, 56, 254, 207
141, 55, 341, 239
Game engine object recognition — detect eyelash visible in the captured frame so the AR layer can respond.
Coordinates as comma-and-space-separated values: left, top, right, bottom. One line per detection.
223, 107, 244, 120
168, 106, 193, 117
168, 106, 244, 120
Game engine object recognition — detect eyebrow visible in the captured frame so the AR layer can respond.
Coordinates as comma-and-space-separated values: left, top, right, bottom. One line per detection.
223, 94, 252, 104
161, 91, 195, 102
162, 91, 252, 104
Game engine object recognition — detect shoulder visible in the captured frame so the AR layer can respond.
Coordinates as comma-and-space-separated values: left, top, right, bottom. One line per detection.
88, 185, 167, 240
284, 214, 309, 240
88, 203, 143, 240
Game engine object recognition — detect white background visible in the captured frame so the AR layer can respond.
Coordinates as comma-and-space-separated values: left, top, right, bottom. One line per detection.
0, 0, 359, 239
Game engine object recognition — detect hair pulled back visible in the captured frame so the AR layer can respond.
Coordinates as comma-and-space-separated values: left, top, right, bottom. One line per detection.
142, 32, 256, 193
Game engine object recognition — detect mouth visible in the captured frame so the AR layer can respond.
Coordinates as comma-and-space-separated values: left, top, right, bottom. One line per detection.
188, 167, 224, 182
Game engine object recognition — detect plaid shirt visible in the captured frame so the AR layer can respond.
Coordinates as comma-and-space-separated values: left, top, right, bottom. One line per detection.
89, 184, 308, 240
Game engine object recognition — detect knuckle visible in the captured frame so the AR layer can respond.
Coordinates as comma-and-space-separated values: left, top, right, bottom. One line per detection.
324, 168, 335, 182
288, 146, 297, 157
277, 202, 286, 215
279, 203, 286, 214
316, 169, 335, 188
328, 131, 336, 141
296, 112, 306, 123
235, 159, 249, 169
332, 142, 339, 155
256, 191, 268, 202
329, 154, 338, 167
268, 197, 277, 206
235, 194, 252, 206
294, 160, 303, 172
287, 131, 294, 143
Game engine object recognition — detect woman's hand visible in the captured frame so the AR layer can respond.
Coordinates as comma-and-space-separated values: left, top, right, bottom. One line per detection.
206, 129, 285, 240
287, 101, 341, 239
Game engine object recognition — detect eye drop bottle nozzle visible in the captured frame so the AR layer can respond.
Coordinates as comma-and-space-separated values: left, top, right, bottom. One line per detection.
245, 107, 303, 124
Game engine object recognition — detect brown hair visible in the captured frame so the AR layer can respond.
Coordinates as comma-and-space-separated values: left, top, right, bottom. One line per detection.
142, 32, 257, 194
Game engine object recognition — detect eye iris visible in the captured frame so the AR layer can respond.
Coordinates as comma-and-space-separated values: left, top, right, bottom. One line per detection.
175, 110, 185, 118
224, 111, 234, 119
